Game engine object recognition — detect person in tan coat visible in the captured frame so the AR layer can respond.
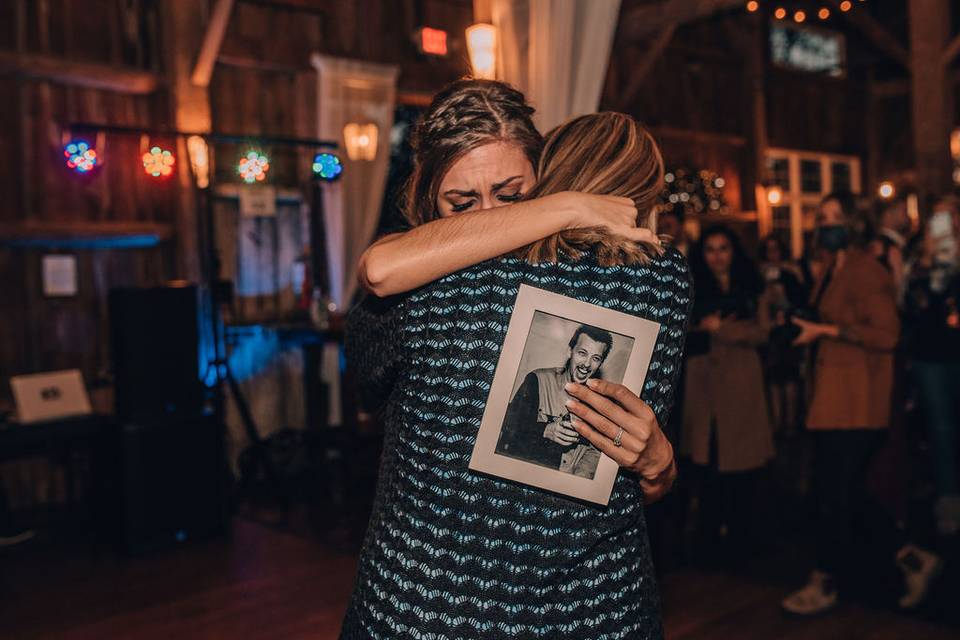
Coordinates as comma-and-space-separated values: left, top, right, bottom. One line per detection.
782, 192, 941, 615
683, 225, 774, 555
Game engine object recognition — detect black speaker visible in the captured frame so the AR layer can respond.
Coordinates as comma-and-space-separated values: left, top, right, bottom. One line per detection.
98, 416, 229, 554
109, 284, 203, 420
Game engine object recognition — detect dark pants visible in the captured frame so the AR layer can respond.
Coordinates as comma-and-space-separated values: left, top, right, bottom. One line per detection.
813, 429, 902, 575
693, 423, 762, 553
0, 479, 14, 535
914, 360, 960, 496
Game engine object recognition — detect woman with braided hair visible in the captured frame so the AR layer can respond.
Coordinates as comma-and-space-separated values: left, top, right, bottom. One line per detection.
358, 80, 653, 296
342, 80, 690, 639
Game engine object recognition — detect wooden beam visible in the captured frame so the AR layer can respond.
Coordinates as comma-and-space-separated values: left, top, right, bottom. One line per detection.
191, 0, 235, 88
872, 68, 960, 97
162, 3, 212, 281
909, 0, 954, 200
473, 0, 492, 23
619, 0, 743, 41
871, 77, 910, 97
397, 90, 434, 107
650, 125, 747, 147
865, 69, 880, 194
827, 0, 909, 69
943, 32, 960, 67
616, 24, 676, 111
0, 51, 159, 94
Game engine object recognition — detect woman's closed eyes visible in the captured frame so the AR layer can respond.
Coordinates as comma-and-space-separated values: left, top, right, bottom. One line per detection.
450, 189, 523, 212
444, 175, 527, 214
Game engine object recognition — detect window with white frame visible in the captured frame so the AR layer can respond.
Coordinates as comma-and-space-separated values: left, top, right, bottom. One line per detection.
760, 149, 861, 258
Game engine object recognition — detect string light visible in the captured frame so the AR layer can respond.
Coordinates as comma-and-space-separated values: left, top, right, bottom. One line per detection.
142, 146, 175, 178
64, 140, 98, 173
312, 152, 343, 181
658, 168, 728, 216
757, 0, 865, 19
878, 181, 896, 200
238, 150, 270, 183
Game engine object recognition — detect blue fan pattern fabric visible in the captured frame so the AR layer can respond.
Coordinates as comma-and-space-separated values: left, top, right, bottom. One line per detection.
340, 248, 692, 640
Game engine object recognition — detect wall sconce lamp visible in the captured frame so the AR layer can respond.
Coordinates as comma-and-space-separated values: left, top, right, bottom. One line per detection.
343, 123, 379, 162
187, 135, 210, 189
466, 23, 497, 80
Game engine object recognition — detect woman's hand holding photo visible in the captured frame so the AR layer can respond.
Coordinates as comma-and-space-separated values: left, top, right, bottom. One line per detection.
563, 379, 676, 499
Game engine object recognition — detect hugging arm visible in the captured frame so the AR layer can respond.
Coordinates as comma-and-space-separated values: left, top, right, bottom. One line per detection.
359, 192, 650, 297
344, 294, 407, 411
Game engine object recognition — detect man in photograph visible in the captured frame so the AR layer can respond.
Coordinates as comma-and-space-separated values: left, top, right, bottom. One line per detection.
496, 324, 613, 478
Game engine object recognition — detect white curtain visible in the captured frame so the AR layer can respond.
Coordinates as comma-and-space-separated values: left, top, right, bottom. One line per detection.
310, 54, 399, 309
311, 55, 398, 427
490, 0, 621, 132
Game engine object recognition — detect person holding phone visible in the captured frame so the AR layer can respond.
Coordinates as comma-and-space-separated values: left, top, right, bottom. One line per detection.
904, 195, 960, 537
782, 192, 940, 615
682, 225, 774, 559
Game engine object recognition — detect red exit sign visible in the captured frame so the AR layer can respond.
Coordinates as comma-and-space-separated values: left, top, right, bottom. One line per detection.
417, 27, 448, 56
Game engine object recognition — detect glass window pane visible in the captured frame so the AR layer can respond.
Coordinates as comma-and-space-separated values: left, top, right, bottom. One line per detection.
768, 157, 790, 190
831, 161, 851, 193
801, 159, 822, 194
772, 205, 791, 229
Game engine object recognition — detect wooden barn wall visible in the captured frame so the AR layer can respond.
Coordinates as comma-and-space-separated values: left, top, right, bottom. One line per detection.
0, 0, 932, 397
765, 70, 868, 156
0, 0, 172, 395
873, 92, 915, 181
609, 13, 881, 216
208, 0, 473, 325
0, 0, 476, 398
606, 18, 751, 213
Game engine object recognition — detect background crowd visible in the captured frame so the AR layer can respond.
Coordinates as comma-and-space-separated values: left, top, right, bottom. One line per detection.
655, 190, 960, 616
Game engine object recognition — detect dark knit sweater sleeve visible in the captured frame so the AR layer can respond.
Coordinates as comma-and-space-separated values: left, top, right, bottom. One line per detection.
640, 249, 694, 428
345, 293, 407, 411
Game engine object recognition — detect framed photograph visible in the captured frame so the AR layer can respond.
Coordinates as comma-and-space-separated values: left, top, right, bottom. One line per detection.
469, 284, 661, 506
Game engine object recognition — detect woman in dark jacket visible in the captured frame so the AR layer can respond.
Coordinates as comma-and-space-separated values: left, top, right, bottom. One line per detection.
682, 225, 773, 554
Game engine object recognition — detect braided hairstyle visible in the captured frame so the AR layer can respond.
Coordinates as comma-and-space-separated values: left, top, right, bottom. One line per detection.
403, 79, 543, 227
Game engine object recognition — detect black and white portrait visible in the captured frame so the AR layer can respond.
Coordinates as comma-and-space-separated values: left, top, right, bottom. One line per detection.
469, 285, 660, 505
494, 312, 635, 480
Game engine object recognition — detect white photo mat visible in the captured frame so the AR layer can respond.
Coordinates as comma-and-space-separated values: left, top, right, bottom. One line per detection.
468, 284, 661, 505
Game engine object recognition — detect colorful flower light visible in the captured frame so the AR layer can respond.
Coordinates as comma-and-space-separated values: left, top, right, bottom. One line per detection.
238, 150, 270, 183
64, 140, 98, 173
312, 152, 343, 181
142, 146, 175, 178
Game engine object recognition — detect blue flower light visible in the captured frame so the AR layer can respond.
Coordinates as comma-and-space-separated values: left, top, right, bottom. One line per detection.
64, 140, 98, 173
312, 152, 343, 181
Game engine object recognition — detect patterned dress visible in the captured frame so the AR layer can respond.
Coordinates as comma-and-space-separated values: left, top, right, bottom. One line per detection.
341, 248, 692, 640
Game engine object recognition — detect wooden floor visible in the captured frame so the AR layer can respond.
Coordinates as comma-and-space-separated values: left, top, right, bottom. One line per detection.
1, 518, 956, 640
